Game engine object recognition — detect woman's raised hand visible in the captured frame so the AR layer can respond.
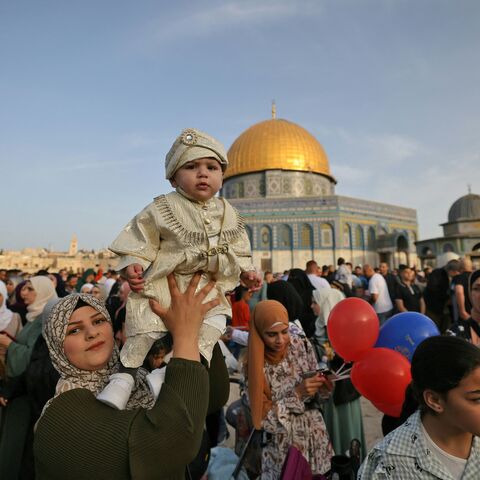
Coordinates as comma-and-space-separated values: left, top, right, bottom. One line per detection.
149, 273, 219, 361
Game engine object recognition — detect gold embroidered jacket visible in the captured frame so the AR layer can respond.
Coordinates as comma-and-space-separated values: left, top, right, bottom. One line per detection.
109, 191, 254, 336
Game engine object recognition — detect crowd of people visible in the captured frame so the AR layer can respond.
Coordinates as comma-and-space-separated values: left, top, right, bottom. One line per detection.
0, 256, 478, 479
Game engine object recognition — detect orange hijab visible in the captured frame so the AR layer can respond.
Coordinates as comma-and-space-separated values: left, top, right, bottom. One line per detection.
247, 300, 290, 430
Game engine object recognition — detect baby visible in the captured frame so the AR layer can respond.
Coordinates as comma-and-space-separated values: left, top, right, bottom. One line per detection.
99, 128, 260, 409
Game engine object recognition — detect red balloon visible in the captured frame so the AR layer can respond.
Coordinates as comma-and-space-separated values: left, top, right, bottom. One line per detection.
351, 348, 412, 418
327, 298, 379, 361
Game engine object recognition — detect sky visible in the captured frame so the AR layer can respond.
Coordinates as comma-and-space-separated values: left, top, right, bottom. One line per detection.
1, 0, 479, 251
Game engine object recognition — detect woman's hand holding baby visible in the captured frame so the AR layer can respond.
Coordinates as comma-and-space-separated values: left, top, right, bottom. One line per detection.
149, 273, 220, 362
126, 263, 145, 292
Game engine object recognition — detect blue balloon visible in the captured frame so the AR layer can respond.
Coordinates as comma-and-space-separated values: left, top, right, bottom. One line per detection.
375, 312, 440, 362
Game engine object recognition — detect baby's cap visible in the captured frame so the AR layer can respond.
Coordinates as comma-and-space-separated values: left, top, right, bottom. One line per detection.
165, 128, 228, 180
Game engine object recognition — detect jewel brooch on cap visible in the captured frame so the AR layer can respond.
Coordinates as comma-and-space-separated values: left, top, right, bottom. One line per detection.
181, 129, 198, 146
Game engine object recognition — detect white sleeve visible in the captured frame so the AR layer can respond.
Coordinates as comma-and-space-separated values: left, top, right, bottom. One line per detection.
369, 276, 380, 295
231, 329, 249, 346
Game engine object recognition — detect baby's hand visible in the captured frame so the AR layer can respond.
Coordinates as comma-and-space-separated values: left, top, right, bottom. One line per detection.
240, 270, 263, 292
126, 263, 145, 293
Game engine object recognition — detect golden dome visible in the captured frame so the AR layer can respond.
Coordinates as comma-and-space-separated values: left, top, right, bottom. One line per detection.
225, 118, 333, 180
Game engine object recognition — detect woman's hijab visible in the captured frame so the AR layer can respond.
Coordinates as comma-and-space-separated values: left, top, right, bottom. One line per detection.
312, 288, 345, 338
247, 300, 290, 430
26, 276, 59, 322
52, 273, 68, 298
76, 268, 96, 292
266, 281, 304, 323
469, 270, 480, 306
9, 280, 28, 324
0, 280, 13, 331
43, 293, 154, 411
286, 269, 317, 337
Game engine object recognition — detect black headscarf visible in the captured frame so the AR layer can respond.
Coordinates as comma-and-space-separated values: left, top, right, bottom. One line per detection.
9, 280, 28, 325
286, 269, 317, 337
53, 273, 68, 298
266, 281, 304, 323
469, 270, 480, 304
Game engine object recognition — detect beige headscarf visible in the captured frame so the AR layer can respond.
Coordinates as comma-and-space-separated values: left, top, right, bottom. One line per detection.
26, 276, 58, 322
312, 287, 345, 332
0, 280, 13, 331
165, 128, 228, 180
42, 293, 154, 413
247, 300, 290, 430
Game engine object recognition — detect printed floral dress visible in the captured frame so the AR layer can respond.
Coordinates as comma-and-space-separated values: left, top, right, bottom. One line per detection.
261, 334, 334, 479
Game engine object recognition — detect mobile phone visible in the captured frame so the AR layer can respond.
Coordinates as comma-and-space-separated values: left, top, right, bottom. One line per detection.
318, 368, 335, 380
301, 370, 319, 379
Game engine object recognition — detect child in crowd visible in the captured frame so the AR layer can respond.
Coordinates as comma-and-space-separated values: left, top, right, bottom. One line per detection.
144, 337, 173, 372
101, 128, 260, 408
359, 335, 480, 479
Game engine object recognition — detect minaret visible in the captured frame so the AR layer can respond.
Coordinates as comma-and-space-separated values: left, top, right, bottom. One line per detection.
69, 234, 78, 256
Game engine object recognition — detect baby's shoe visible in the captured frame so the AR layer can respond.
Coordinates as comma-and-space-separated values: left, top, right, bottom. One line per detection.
97, 372, 134, 410
146, 367, 166, 400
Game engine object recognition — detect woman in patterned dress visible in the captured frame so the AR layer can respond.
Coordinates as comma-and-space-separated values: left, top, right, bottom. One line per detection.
246, 300, 334, 479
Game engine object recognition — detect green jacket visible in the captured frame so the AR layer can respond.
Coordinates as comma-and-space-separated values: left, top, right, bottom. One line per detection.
6, 315, 43, 378
34, 358, 210, 480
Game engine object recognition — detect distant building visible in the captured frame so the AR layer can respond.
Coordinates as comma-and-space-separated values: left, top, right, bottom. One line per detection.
222, 110, 419, 272
416, 192, 480, 268
0, 235, 116, 273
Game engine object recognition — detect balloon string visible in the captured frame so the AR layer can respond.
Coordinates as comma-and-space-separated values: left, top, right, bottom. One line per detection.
334, 362, 346, 376
332, 374, 351, 382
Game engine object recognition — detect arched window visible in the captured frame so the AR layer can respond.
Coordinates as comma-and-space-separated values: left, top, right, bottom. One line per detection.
397, 235, 409, 252
368, 227, 376, 250
320, 223, 333, 247
343, 224, 352, 248
238, 182, 244, 198
277, 224, 293, 248
300, 224, 313, 248
422, 246, 433, 256
356, 225, 364, 249
245, 225, 253, 248
260, 225, 272, 250
443, 243, 454, 253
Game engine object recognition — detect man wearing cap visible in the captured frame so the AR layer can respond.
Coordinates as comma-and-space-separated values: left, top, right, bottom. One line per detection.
105, 128, 260, 409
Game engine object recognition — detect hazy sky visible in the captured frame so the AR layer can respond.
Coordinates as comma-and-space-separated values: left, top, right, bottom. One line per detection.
2, 0, 479, 251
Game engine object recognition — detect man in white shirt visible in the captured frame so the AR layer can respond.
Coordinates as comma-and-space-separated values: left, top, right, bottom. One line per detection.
364, 264, 394, 324
305, 260, 331, 290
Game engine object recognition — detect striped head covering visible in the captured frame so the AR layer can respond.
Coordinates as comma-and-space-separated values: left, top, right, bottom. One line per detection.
43, 293, 154, 412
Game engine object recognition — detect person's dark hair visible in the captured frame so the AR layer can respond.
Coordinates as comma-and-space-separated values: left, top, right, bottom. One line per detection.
445, 259, 461, 273
36, 269, 50, 276
469, 270, 480, 304
402, 336, 480, 419
67, 274, 77, 282
234, 285, 249, 302
266, 281, 304, 323
147, 335, 173, 357
73, 299, 90, 312
337, 257, 345, 266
